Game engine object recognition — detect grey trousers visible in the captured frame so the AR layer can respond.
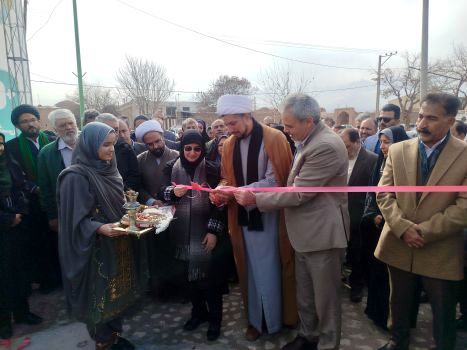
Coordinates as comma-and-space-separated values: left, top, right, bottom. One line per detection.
295, 248, 345, 350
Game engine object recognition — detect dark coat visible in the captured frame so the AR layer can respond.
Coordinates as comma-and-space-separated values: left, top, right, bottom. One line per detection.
115, 139, 140, 191
132, 142, 147, 156
37, 139, 65, 220
137, 147, 179, 205
5, 137, 41, 192
348, 147, 378, 232
0, 155, 32, 311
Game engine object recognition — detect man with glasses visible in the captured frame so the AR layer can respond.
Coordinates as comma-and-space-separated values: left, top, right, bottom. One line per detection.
118, 118, 146, 155
96, 113, 140, 191
135, 120, 179, 298
364, 104, 401, 154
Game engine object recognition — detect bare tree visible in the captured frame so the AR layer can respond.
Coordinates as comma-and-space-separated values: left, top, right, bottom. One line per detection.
258, 62, 312, 111
434, 44, 467, 109
380, 54, 424, 127
116, 56, 174, 115
68, 82, 119, 112
196, 75, 255, 112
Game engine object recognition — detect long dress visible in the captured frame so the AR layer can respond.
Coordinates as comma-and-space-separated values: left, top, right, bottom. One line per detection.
239, 136, 282, 334
159, 158, 228, 326
57, 170, 147, 333
0, 156, 32, 327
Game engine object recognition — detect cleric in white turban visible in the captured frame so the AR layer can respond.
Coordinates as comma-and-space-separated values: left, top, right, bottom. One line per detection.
216, 94, 253, 116
134, 120, 164, 142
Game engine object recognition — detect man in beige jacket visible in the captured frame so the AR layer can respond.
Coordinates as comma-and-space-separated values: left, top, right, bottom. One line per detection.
375, 93, 467, 350
235, 93, 349, 350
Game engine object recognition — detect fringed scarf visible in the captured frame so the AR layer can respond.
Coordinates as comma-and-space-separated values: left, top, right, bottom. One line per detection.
18, 131, 50, 181
170, 158, 211, 281
233, 119, 264, 231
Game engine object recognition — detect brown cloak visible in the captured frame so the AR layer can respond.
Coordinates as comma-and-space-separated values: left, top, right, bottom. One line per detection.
221, 124, 298, 327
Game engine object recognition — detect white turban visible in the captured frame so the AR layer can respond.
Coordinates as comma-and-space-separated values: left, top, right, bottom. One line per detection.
216, 94, 253, 116
135, 120, 163, 142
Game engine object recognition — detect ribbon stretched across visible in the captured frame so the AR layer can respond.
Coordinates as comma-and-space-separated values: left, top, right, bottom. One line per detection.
182, 182, 467, 193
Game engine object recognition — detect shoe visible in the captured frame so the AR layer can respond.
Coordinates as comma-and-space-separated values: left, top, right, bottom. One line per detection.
111, 336, 135, 350
281, 335, 317, 350
245, 325, 261, 341
206, 323, 221, 341
377, 341, 408, 350
350, 288, 363, 303
14, 312, 43, 325
183, 317, 207, 331
456, 315, 467, 331
0, 323, 13, 339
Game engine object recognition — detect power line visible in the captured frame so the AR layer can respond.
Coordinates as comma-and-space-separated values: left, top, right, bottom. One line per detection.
217, 36, 391, 54
27, 0, 65, 41
30, 78, 376, 95
113, 0, 372, 71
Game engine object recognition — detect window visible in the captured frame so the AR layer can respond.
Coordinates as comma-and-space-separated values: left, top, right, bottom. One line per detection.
166, 106, 176, 117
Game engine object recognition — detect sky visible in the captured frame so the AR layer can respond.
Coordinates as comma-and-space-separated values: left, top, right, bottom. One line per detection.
24, 0, 467, 112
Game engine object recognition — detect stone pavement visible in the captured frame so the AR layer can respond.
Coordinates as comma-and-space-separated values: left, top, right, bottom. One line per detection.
5, 285, 467, 350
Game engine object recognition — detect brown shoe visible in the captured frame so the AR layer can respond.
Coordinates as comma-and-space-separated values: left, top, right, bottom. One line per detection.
245, 325, 261, 341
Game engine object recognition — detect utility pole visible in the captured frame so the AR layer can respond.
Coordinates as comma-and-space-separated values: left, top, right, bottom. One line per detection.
376, 51, 397, 115
72, 0, 85, 128
420, 0, 429, 100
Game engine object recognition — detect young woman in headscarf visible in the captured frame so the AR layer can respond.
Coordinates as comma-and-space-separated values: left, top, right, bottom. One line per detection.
361, 125, 409, 330
57, 122, 147, 350
158, 130, 227, 341
196, 119, 211, 143
0, 133, 42, 339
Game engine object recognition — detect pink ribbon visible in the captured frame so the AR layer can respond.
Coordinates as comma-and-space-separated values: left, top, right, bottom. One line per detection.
178, 182, 467, 193
0, 338, 30, 350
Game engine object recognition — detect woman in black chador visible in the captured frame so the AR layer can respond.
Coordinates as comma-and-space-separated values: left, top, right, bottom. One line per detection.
0, 132, 43, 339
361, 126, 409, 330
57, 122, 147, 350
159, 130, 228, 341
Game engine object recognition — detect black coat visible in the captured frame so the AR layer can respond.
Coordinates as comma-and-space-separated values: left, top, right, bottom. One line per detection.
115, 139, 140, 191
348, 147, 378, 232
0, 155, 32, 311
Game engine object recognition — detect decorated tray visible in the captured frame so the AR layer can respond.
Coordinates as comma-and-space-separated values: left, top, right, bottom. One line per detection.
120, 206, 175, 234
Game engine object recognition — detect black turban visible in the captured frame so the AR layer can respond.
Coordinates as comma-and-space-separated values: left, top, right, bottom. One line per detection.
11, 104, 40, 125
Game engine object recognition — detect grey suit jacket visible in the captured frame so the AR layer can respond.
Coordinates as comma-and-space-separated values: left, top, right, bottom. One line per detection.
137, 147, 179, 204
256, 122, 350, 253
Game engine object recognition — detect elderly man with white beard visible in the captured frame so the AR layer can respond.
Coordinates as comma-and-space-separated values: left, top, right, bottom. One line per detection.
36, 108, 79, 291
38, 109, 79, 232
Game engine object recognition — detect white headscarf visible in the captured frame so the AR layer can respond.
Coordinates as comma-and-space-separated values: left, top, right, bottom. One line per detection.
216, 95, 253, 116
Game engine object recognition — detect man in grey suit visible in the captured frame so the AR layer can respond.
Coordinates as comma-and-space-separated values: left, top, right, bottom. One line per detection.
235, 93, 349, 350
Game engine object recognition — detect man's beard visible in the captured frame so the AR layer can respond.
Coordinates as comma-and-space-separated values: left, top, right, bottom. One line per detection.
150, 147, 164, 157
61, 131, 78, 146
23, 127, 39, 138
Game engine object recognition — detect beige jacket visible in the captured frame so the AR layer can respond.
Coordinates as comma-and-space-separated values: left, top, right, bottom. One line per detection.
256, 122, 349, 253
375, 136, 467, 281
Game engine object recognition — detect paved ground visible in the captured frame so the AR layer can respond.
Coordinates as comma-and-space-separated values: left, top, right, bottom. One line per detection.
4, 285, 467, 350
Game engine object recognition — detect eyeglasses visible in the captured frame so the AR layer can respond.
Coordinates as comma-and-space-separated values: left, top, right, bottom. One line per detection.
18, 118, 39, 125
377, 117, 394, 124
184, 146, 202, 153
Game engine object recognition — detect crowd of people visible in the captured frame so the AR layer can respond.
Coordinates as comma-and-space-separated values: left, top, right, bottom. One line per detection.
0, 91, 466, 350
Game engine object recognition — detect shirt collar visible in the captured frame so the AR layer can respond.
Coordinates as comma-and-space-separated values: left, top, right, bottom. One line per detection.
294, 123, 319, 149
420, 134, 448, 152
58, 137, 73, 151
